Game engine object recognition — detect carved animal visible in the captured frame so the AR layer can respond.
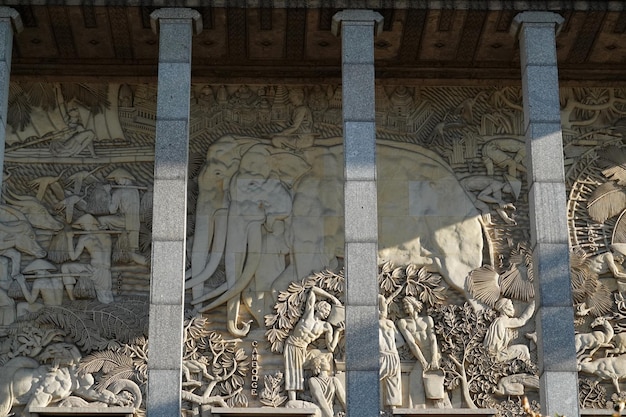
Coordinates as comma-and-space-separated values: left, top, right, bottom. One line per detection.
188, 136, 484, 336
607, 332, 626, 356
0, 219, 46, 258
29, 169, 67, 201
66, 166, 104, 194
183, 358, 214, 385
0, 343, 141, 417
578, 353, 626, 392
4, 191, 64, 230
575, 316, 615, 359
493, 373, 539, 396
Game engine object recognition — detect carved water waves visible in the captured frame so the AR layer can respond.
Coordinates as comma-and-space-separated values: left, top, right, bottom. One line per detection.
1, 82, 618, 416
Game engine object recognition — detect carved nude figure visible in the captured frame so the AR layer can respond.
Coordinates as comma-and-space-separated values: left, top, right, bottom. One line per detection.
482, 138, 526, 178
484, 298, 535, 362
62, 214, 113, 304
284, 286, 343, 402
397, 296, 450, 408
460, 175, 520, 226
307, 352, 346, 417
379, 286, 404, 409
587, 245, 626, 292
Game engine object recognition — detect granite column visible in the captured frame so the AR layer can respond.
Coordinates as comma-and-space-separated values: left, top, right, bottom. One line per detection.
0, 7, 21, 191
511, 12, 579, 417
332, 10, 383, 417
147, 9, 202, 417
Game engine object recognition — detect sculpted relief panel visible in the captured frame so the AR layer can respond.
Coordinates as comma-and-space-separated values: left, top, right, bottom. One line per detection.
0, 82, 622, 416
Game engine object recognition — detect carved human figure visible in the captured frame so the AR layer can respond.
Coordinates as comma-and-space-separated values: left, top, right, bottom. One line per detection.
378, 286, 404, 408
15, 260, 64, 316
482, 138, 526, 178
284, 286, 343, 402
397, 296, 450, 408
307, 352, 346, 417
99, 168, 145, 265
272, 88, 315, 151
588, 245, 626, 293
49, 107, 97, 158
460, 175, 520, 226
484, 298, 535, 362
62, 214, 114, 304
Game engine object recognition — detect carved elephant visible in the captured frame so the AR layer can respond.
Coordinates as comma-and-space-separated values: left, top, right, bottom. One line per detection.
187, 137, 311, 335
187, 135, 483, 336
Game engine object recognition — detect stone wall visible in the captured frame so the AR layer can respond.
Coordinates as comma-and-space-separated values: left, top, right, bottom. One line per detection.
1, 82, 626, 416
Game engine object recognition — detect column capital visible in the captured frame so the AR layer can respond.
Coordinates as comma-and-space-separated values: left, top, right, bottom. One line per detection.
331, 9, 384, 37
0, 7, 22, 34
150, 8, 202, 35
510, 11, 564, 38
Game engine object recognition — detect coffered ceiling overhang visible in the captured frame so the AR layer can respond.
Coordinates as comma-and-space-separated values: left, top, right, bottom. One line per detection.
3, 1, 626, 84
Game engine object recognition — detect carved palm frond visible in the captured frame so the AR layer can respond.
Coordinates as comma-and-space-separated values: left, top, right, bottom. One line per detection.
499, 266, 534, 302
597, 146, 626, 185
587, 182, 626, 223
33, 304, 110, 353
570, 249, 613, 316
582, 280, 613, 317
613, 211, 626, 243
467, 265, 501, 307
500, 243, 535, 302
91, 300, 149, 343
60, 83, 110, 115
7, 83, 32, 132
571, 249, 596, 305
22, 82, 57, 111
80, 350, 134, 374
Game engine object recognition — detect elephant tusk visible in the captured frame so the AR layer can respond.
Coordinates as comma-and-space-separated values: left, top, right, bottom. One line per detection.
198, 220, 264, 314
186, 208, 229, 292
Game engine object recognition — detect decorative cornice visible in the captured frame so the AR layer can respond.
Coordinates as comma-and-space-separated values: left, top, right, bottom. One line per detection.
0, 0, 624, 10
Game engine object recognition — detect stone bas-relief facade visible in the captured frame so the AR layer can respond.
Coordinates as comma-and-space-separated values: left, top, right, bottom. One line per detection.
1, 82, 624, 416
184, 85, 539, 416
565, 88, 626, 410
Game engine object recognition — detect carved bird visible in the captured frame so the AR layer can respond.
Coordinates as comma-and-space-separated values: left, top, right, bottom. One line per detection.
66, 166, 105, 195
54, 186, 89, 223
454, 91, 488, 124
30, 168, 67, 201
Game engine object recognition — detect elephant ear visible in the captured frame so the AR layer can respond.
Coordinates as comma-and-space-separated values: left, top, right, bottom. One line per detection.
270, 152, 311, 186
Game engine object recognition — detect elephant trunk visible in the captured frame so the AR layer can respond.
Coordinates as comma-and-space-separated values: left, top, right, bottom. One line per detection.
227, 298, 252, 337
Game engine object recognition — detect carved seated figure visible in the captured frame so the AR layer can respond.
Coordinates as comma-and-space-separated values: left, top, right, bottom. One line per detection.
307, 352, 346, 417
